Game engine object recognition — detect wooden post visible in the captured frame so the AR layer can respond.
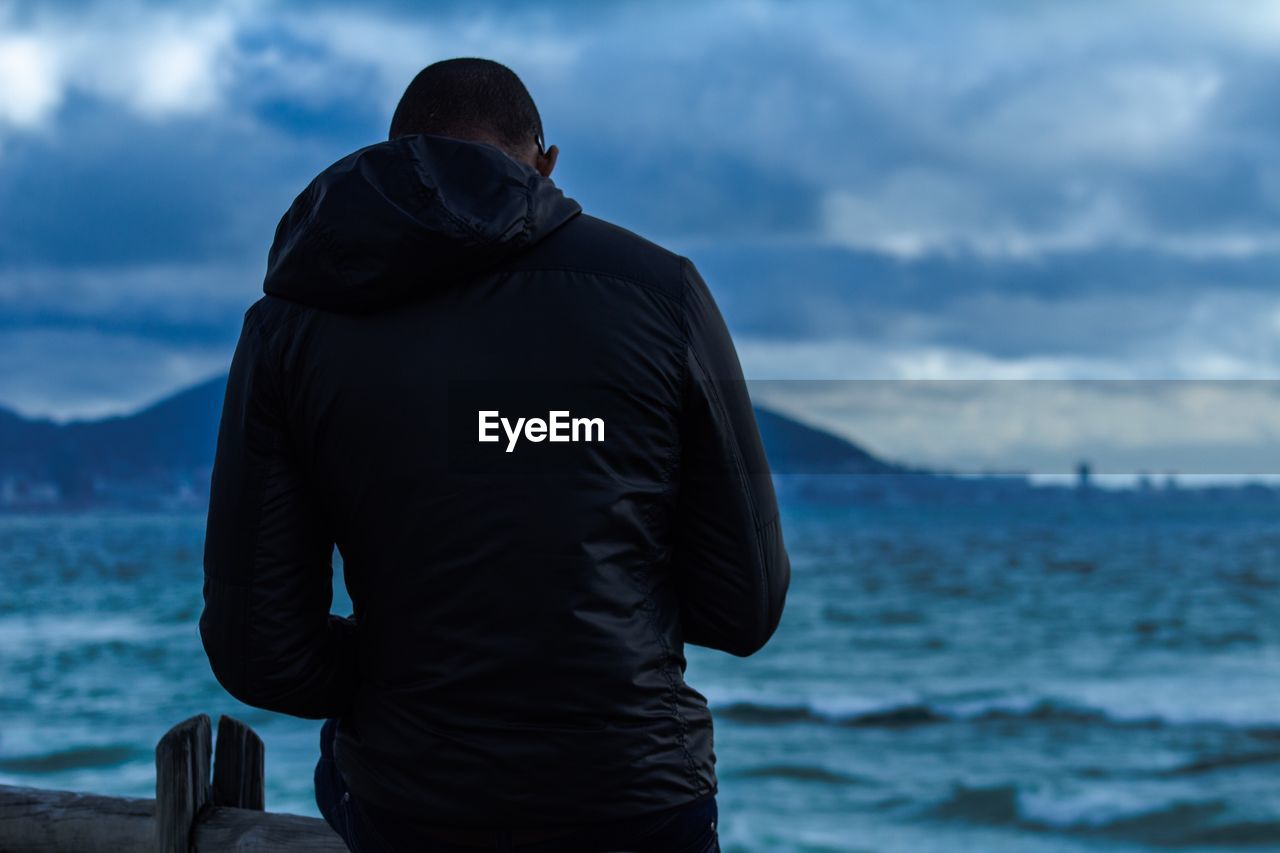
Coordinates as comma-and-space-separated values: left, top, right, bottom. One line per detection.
0, 714, 346, 851
155, 714, 212, 853
212, 715, 265, 811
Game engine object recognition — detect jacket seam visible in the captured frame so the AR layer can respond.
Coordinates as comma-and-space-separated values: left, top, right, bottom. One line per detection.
685, 342, 764, 535
498, 266, 681, 305
683, 300, 771, 649
673, 257, 703, 791
688, 344, 771, 640
628, 256, 700, 794
402, 152, 487, 243
518, 174, 536, 247
233, 307, 272, 700
241, 457, 276, 702
666, 257, 708, 791
664, 261, 692, 490
756, 506, 781, 533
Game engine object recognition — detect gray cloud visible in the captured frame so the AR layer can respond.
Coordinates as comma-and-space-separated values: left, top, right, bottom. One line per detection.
5, 0, 1280, 422
0, 326, 231, 420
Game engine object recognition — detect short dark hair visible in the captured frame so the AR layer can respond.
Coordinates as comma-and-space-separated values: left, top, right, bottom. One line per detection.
389, 58, 544, 154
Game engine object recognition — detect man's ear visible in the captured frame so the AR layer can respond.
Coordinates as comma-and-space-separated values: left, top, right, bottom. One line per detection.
536, 144, 559, 178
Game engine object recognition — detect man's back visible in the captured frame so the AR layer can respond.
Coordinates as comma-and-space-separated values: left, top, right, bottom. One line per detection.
201, 131, 788, 830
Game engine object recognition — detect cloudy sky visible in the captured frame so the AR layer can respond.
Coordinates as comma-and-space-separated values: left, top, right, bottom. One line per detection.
3, 1, 1280, 472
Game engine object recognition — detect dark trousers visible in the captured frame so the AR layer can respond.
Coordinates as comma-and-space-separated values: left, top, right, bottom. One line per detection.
315, 718, 721, 853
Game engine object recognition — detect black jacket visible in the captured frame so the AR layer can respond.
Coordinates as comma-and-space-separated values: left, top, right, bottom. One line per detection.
200, 133, 790, 828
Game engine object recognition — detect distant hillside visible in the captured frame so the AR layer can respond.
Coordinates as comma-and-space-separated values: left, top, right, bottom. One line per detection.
0, 375, 899, 509
0, 376, 228, 508
753, 407, 904, 475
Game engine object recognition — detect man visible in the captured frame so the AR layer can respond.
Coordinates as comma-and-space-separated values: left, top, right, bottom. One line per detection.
201, 58, 789, 852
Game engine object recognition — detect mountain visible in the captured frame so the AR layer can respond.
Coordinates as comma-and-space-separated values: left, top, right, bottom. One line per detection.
753, 407, 904, 475
0, 375, 902, 509
4, 378, 1266, 510
0, 376, 228, 509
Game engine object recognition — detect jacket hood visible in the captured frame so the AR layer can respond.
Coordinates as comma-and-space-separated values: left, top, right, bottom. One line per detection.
263, 134, 581, 312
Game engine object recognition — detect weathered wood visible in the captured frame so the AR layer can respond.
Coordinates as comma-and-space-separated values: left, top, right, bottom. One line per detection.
213, 716, 265, 811
0, 785, 345, 852
0, 784, 154, 853
156, 713, 213, 853
194, 806, 346, 852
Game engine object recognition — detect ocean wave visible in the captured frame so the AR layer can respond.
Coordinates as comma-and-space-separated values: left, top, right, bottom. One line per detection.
0, 744, 140, 773
1163, 749, 1280, 776
710, 691, 1280, 733
0, 614, 190, 649
734, 764, 867, 785
928, 783, 1280, 846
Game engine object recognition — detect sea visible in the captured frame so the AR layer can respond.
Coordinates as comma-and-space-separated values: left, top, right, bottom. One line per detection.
1, 497, 1278, 852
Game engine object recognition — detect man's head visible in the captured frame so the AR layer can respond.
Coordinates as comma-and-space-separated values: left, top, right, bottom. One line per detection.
389, 58, 558, 177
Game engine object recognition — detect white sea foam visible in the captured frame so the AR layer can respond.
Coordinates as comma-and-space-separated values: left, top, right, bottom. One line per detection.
703, 677, 1280, 730
0, 613, 189, 649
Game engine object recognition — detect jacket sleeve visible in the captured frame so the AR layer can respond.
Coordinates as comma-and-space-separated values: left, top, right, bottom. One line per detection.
200, 306, 357, 719
672, 258, 790, 657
